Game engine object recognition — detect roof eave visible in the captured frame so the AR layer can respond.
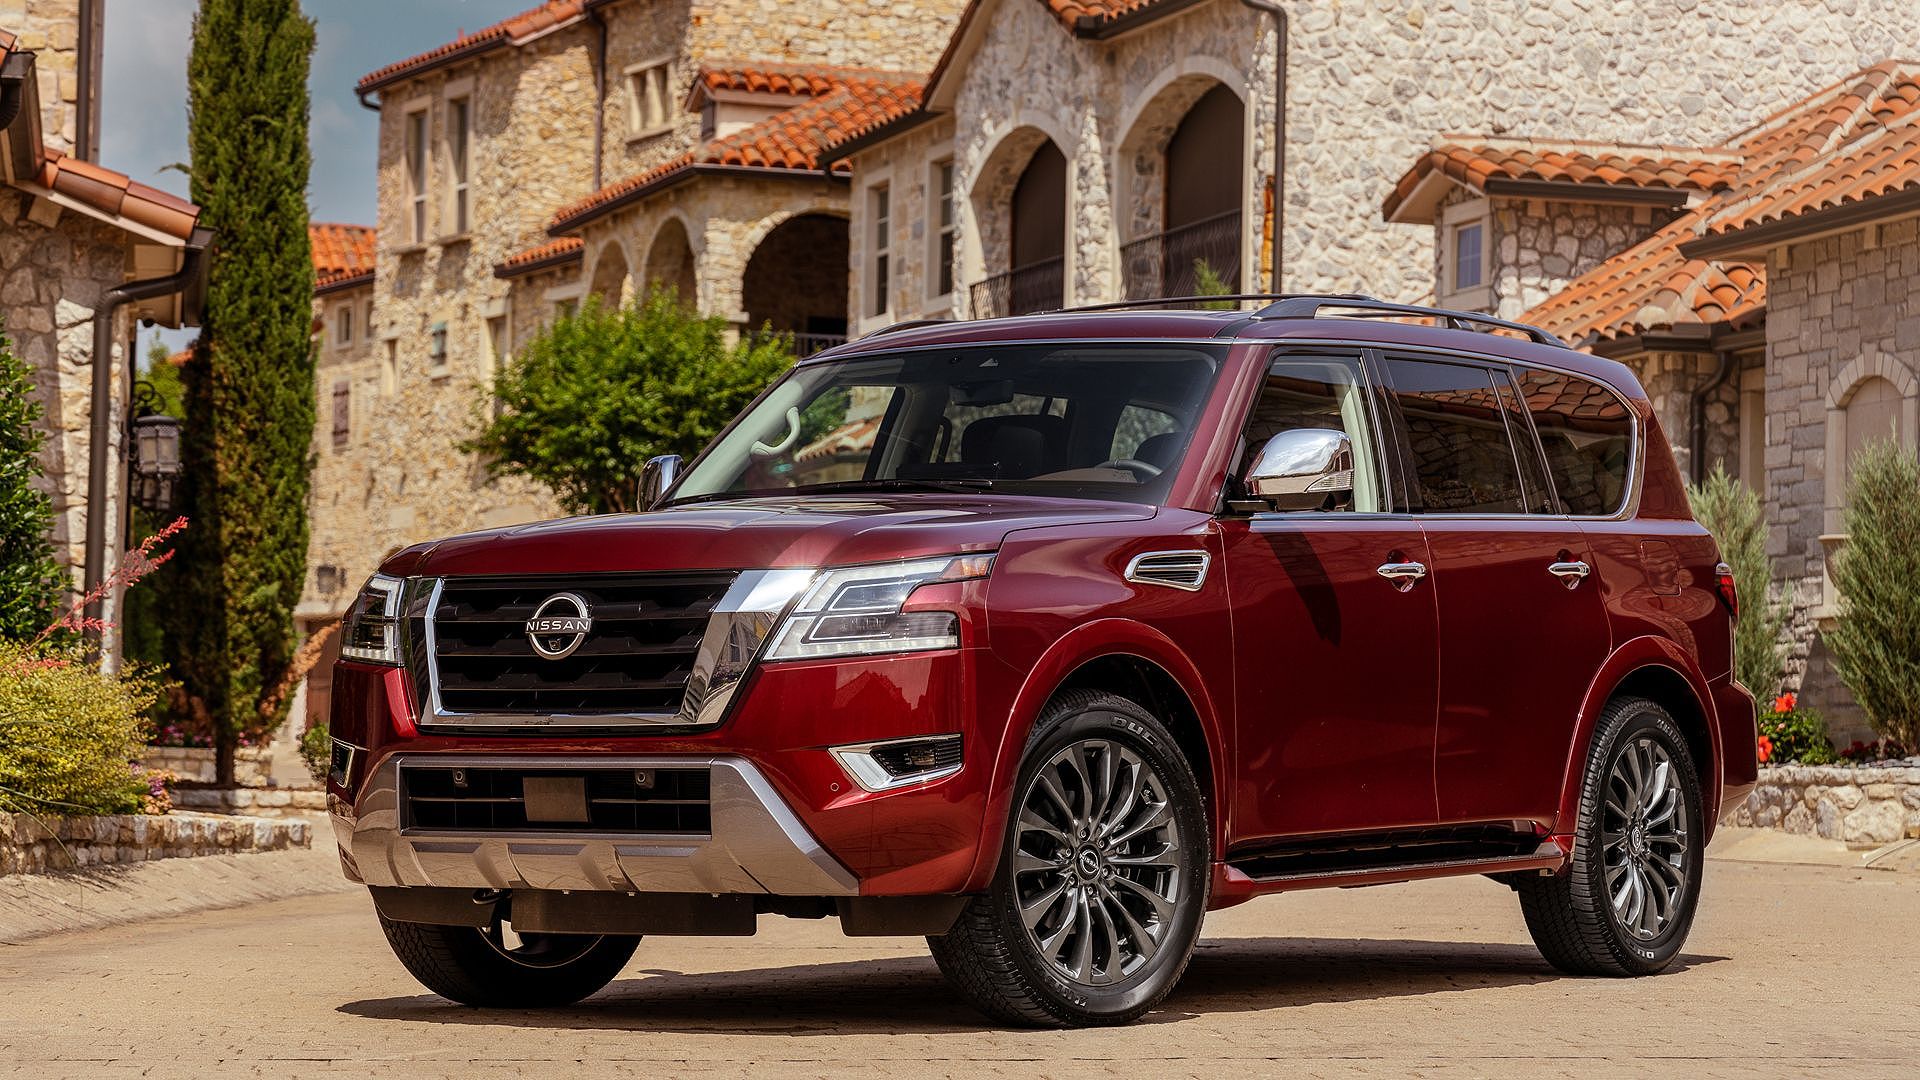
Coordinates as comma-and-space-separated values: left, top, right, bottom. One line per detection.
1481, 177, 1701, 208
1073, 0, 1208, 39
549, 162, 846, 235
817, 107, 937, 167
1682, 186, 1920, 259
314, 270, 375, 296
494, 249, 582, 280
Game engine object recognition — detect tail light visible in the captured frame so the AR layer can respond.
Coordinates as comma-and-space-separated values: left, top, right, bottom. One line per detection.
1713, 561, 1739, 621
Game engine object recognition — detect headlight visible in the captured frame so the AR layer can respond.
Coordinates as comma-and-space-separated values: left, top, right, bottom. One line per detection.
340, 573, 404, 665
765, 554, 992, 661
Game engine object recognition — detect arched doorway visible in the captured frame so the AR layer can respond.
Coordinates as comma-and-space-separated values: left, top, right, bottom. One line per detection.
643, 218, 697, 304
1119, 79, 1245, 299
970, 131, 1068, 318
741, 212, 849, 354
587, 241, 632, 306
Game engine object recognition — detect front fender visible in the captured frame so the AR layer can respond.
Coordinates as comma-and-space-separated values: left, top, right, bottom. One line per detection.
1556, 636, 1723, 833
959, 618, 1229, 893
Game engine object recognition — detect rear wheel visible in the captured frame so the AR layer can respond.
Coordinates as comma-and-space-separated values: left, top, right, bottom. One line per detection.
929, 689, 1209, 1027
1518, 696, 1704, 975
378, 911, 639, 1008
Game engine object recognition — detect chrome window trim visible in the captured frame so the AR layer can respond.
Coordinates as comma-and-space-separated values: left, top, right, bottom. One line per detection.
415, 568, 814, 732
1123, 549, 1212, 592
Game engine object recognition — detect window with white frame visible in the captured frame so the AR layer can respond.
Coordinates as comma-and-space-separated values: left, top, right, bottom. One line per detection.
446, 95, 472, 236
404, 106, 429, 244
333, 303, 354, 349
1439, 198, 1491, 310
930, 160, 955, 299
627, 60, 672, 137
428, 320, 449, 374
485, 315, 509, 416
869, 182, 891, 318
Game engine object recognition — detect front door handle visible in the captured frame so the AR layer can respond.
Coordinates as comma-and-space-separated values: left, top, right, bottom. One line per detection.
1376, 561, 1428, 591
1548, 560, 1591, 588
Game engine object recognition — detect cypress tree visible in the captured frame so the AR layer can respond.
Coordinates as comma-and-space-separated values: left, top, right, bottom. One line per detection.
171, 0, 316, 784
0, 322, 66, 640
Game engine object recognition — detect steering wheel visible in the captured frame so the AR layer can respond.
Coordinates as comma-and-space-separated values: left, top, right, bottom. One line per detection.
1097, 458, 1163, 481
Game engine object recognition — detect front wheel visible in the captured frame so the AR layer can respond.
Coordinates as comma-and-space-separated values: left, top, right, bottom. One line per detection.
930, 689, 1209, 1027
378, 911, 639, 1007
1517, 696, 1705, 976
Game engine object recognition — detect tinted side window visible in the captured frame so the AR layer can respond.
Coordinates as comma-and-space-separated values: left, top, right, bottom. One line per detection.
1382, 358, 1527, 515
1516, 368, 1634, 516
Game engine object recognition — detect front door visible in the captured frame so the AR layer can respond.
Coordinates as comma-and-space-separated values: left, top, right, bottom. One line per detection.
1375, 355, 1611, 828
1222, 353, 1439, 848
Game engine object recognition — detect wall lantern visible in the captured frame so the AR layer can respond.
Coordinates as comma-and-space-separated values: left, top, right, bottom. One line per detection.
129, 381, 182, 514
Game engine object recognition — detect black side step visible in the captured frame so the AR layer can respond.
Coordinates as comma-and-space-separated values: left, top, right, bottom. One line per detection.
1227, 824, 1549, 883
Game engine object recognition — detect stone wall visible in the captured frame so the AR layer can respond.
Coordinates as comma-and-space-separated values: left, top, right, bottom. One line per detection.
1761, 218, 1920, 735
1731, 765, 1920, 846
0, 811, 312, 876
139, 745, 274, 787
0, 0, 96, 157
171, 787, 329, 819
1490, 198, 1667, 321
0, 185, 133, 593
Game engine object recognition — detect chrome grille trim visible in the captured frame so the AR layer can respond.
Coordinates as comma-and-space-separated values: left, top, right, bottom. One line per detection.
1123, 550, 1211, 592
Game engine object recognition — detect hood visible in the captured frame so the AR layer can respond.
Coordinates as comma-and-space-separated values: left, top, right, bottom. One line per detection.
386, 495, 1157, 578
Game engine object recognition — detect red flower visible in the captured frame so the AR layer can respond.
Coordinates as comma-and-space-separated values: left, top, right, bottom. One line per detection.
1773, 693, 1796, 714
1756, 735, 1773, 764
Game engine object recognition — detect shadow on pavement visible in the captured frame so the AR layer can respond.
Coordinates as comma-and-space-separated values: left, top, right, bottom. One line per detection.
336, 936, 1728, 1035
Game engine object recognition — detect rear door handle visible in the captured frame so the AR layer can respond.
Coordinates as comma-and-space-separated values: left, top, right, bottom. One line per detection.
1548, 560, 1591, 587
1376, 561, 1428, 590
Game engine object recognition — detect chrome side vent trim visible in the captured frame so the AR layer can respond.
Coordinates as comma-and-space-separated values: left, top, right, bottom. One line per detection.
1124, 550, 1211, 592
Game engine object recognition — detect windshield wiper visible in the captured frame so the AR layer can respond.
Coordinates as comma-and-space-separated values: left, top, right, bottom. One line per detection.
792, 478, 999, 496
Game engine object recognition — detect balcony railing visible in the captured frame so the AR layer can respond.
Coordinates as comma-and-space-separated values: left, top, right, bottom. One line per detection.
970, 256, 1065, 319
1120, 210, 1243, 301
747, 330, 848, 357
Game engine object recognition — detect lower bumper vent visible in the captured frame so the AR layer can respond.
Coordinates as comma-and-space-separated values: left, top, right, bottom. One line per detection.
400, 764, 712, 835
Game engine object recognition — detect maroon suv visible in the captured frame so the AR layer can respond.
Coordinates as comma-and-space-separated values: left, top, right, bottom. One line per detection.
327, 295, 1757, 1027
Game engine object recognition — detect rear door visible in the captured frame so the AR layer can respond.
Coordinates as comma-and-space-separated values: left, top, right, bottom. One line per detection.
1375, 354, 1610, 829
1220, 351, 1440, 845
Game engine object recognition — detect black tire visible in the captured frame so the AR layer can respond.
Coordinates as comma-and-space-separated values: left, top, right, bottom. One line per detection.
378, 911, 639, 1008
929, 689, 1209, 1027
1518, 696, 1705, 976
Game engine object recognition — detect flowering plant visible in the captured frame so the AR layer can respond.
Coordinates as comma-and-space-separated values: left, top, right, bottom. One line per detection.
1757, 692, 1836, 765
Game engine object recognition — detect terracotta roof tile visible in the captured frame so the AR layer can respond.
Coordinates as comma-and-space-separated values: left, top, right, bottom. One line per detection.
1384, 137, 1740, 222
357, 0, 585, 93
548, 72, 923, 233
493, 235, 583, 279
309, 222, 376, 285
1042, 0, 1164, 30
691, 62, 909, 102
31, 147, 202, 241
1522, 213, 1766, 345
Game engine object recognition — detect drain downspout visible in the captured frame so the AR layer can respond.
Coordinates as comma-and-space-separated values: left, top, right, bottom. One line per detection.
1238, 0, 1288, 292
1689, 348, 1735, 485
82, 242, 208, 653
75, 0, 100, 159
588, 4, 608, 191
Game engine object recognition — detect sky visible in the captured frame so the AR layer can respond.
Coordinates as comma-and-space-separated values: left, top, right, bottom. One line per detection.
100, 0, 534, 359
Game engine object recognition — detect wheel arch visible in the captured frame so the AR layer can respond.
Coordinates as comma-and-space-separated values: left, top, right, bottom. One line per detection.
962, 619, 1228, 892
1559, 637, 1724, 834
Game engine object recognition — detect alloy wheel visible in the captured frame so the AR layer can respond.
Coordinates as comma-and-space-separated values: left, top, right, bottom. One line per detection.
1012, 735, 1185, 985
1602, 735, 1691, 941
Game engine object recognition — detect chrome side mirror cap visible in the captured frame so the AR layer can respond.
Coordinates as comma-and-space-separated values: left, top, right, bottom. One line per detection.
639, 454, 683, 510
1243, 428, 1353, 511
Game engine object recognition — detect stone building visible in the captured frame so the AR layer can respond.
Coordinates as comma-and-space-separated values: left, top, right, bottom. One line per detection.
306, 0, 967, 643
0, 13, 206, 659
1394, 62, 1920, 737
825, 0, 1912, 335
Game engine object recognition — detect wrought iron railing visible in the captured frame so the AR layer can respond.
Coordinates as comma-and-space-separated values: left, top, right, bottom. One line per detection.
1120, 210, 1243, 301
969, 256, 1065, 319
747, 330, 847, 357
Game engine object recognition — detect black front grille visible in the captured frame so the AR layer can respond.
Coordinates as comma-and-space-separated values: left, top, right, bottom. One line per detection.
401, 765, 712, 834
430, 572, 735, 716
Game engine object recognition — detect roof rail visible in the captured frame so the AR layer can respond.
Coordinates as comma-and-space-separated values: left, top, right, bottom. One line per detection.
856, 317, 952, 341
1051, 292, 1380, 315
1253, 295, 1567, 347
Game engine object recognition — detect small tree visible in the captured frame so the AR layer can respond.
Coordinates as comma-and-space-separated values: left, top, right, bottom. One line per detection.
0, 323, 66, 641
465, 290, 795, 515
1687, 464, 1787, 698
1824, 441, 1920, 748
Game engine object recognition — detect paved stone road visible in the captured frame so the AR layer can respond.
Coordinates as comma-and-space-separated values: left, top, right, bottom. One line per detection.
2, 851, 1914, 1078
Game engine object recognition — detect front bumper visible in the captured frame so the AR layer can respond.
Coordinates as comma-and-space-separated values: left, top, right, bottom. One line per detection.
332, 753, 858, 896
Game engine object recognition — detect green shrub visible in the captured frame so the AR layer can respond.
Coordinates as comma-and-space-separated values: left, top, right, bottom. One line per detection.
0, 323, 67, 642
1824, 441, 1920, 748
1193, 259, 1236, 310
299, 723, 330, 785
0, 643, 160, 815
1688, 464, 1788, 698
464, 289, 795, 515
1757, 696, 1835, 765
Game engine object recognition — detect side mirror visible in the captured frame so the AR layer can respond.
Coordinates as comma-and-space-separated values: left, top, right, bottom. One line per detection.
639, 454, 683, 511
1242, 428, 1354, 511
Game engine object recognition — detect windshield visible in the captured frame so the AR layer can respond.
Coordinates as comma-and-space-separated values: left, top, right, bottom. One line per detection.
667, 343, 1226, 505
